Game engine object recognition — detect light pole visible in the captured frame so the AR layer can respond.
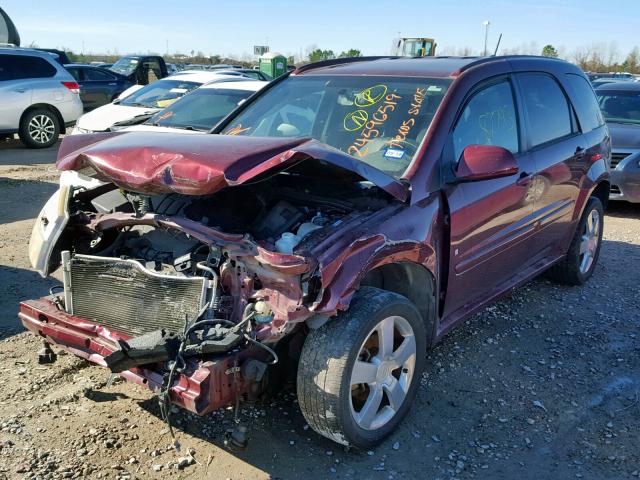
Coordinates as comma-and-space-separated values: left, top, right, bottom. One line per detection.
483, 20, 490, 56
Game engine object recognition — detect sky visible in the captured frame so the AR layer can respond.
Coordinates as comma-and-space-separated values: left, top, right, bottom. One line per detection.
4, 0, 640, 61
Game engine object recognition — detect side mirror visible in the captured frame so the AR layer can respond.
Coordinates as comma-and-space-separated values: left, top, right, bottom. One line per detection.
455, 145, 519, 181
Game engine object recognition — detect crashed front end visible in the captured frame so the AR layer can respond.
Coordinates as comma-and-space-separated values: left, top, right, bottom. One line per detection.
21, 132, 403, 415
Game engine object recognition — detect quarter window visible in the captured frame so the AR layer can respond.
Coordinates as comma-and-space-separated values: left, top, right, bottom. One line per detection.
565, 74, 604, 132
452, 80, 519, 161
518, 73, 572, 147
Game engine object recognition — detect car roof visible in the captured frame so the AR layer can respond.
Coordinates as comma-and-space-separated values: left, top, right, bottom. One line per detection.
595, 81, 640, 92
0, 46, 59, 59
198, 80, 266, 91
161, 71, 242, 84
294, 55, 570, 78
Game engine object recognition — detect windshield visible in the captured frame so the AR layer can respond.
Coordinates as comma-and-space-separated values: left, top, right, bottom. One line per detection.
220, 75, 450, 178
120, 80, 200, 109
110, 57, 139, 76
149, 88, 255, 130
597, 90, 640, 125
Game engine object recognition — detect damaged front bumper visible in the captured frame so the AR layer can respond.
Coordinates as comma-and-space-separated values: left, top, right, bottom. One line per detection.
19, 297, 252, 415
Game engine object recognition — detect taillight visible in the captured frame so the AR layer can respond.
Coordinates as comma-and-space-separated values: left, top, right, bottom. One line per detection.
61, 81, 80, 94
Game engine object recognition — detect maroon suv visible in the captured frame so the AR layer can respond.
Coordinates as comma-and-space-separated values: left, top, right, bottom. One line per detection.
22, 56, 610, 448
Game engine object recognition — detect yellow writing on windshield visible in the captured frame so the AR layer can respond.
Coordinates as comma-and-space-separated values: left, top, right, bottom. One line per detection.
344, 109, 369, 132
387, 87, 426, 149
354, 84, 388, 107
226, 124, 251, 136
347, 93, 402, 158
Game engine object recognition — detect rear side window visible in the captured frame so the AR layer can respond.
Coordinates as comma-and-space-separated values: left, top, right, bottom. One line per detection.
66, 67, 82, 81
84, 68, 115, 81
518, 73, 572, 147
0, 54, 57, 80
452, 80, 519, 160
565, 74, 605, 132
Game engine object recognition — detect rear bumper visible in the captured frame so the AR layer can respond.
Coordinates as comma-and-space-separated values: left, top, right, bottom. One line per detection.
19, 297, 246, 415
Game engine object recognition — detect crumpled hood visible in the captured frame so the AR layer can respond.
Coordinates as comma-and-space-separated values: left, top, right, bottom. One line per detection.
56, 132, 408, 201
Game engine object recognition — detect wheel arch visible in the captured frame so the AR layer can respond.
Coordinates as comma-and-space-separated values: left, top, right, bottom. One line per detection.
359, 261, 438, 344
20, 104, 66, 134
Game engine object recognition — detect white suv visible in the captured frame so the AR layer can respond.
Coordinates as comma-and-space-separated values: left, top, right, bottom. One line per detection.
0, 48, 83, 148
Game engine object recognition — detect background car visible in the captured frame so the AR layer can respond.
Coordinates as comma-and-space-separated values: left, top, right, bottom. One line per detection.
108, 55, 168, 85
71, 71, 255, 133
120, 80, 267, 133
32, 48, 71, 65
216, 68, 272, 81
595, 82, 640, 202
64, 64, 133, 111
0, 47, 83, 148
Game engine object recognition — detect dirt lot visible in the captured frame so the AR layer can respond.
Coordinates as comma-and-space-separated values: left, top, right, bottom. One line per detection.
0, 136, 639, 479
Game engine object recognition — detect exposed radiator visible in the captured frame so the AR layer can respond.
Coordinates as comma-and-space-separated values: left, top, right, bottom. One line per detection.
63, 253, 209, 337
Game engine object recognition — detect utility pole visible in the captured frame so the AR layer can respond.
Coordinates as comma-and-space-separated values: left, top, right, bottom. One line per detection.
482, 20, 490, 56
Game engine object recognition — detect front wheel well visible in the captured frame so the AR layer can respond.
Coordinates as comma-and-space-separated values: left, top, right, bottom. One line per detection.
20, 104, 66, 134
360, 262, 437, 342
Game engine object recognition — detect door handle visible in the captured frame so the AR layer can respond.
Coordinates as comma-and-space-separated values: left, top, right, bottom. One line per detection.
108, 83, 117, 86
516, 171, 531, 186
15, 88, 26, 93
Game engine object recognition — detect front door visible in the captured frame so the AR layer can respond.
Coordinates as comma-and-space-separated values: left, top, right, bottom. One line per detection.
441, 77, 539, 326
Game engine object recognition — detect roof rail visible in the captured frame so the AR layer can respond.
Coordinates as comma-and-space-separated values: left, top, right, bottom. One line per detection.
294, 56, 399, 74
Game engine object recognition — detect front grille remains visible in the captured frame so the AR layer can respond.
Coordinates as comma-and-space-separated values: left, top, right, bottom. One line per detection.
64, 253, 208, 337
610, 152, 630, 169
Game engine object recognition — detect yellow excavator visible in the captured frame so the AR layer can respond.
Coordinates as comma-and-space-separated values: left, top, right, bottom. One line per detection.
397, 38, 437, 57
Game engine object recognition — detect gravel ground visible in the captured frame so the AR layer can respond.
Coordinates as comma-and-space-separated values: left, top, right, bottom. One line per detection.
0, 136, 638, 479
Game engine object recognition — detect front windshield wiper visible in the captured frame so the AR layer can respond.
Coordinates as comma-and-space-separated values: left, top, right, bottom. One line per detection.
122, 101, 154, 108
110, 113, 156, 129
151, 124, 207, 131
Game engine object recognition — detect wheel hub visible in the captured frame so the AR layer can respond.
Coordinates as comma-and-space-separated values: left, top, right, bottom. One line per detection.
350, 315, 416, 430
375, 360, 392, 383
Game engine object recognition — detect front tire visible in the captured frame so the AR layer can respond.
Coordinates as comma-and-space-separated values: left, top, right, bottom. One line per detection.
297, 287, 426, 448
547, 196, 604, 285
19, 108, 60, 149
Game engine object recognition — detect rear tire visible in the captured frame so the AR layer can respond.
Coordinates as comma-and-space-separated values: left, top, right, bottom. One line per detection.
19, 108, 60, 149
547, 196, 604, 285
297, 287, 426, 448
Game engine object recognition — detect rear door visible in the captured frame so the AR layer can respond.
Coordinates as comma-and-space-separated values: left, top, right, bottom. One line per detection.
82, 67, 118, 108
442, 76, 539, 323
513, 72, 585, 258
0, 55, 41, 130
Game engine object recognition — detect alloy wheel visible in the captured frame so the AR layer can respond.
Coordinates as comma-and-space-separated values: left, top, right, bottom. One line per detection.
579, 208, 600, 274
350, 315, 416, 430
28, 114, 55, 144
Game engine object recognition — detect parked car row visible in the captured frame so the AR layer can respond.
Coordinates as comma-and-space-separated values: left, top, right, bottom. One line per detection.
24, 55, 611, 450
71, 71, 267, 133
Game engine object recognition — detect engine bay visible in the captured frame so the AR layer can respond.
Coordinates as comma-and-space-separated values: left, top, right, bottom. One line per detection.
65, 173, 391, 278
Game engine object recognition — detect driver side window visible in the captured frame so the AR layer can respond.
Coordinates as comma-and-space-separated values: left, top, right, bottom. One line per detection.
453, 80, 519, 161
